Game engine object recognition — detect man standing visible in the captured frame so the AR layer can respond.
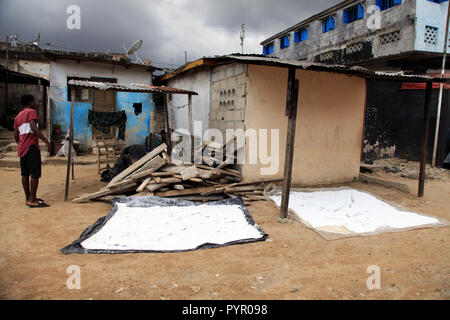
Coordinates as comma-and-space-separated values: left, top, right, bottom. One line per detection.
13, 95, 52, 208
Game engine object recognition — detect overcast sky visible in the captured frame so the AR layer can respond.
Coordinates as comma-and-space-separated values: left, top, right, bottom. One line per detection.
0, 0, 340, 68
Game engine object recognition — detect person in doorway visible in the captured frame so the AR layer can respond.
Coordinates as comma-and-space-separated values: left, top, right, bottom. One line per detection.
13, 95, 52, 208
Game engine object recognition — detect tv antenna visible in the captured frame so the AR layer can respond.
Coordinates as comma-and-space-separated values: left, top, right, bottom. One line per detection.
123, 39, 144, 64
9, 34, 19, 47
240, 24, 245, 54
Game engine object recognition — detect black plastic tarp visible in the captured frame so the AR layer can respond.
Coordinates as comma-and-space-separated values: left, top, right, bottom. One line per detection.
62, 196, 268, 254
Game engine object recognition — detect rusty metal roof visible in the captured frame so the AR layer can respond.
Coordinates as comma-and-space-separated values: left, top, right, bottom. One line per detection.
161, 54, 448, 83
67, 80, 197, 95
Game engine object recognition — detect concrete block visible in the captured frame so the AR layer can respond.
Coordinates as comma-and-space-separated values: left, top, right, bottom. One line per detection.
236, 98, 246, 110
226, 77, 237, 88
225, 65, 235, 78
233, 109, 245, 121
237, 73, 247, 85
234, 63, 246, 75
223, 111, 234, 122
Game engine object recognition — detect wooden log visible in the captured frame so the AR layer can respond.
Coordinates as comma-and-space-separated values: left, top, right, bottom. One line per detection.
153, 177, 162, 183
201, 187, 225, 196
127, 156, 166, 181
197, 169, 213, 179
225, 185, 265, 193
151, 171, 176, 177
132, 152, 166, 176
220, 168, 241, 178
136, 177, 152, 193
179, 166, 199, 180
155, 186, 216, 197
72, 183, 137, 203
170, 195, 226, 202
107, 143, 167, 187
246, 195, 267, 201
159, 177, 182, 184
162, 151, 171, 165
108, 179, 139, 190
147, 183, 170, 192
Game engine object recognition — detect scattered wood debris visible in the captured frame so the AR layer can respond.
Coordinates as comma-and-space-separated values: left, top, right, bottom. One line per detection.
73, 142, 281, 205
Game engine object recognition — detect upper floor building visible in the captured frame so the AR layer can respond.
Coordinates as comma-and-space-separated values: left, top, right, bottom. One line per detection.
260, 0, 450, 71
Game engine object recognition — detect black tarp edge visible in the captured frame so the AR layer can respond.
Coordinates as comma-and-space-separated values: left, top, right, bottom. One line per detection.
61, 196, 268, 255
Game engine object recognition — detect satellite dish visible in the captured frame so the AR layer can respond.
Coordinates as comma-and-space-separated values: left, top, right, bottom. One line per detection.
123, 40, 144, 64
127, 40, 142, 55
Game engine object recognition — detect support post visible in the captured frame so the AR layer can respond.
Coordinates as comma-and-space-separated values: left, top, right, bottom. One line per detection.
163, 94, 171, 155
46, 86, 51, 148
418, 81, 433, 198
188, 94, 194, 162
71, 113, 75, 181
432, 3, 450, 167
280, 68, 299, 219
64, 88, 75, 201
4, 37, 9, 128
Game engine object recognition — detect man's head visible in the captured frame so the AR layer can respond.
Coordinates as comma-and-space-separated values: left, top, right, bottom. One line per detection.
21, 95, 36, 108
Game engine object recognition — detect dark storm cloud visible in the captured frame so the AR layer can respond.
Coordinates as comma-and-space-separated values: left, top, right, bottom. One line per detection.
0, 0, 340, 67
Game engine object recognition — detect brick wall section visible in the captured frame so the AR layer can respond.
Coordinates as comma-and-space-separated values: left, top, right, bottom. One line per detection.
209, 63, 248, 136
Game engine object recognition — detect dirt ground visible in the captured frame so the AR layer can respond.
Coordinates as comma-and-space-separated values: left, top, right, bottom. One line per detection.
0, 164, 449, 300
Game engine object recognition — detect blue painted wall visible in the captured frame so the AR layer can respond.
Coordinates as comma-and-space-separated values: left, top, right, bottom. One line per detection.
51, 86, 153, 151
116, 91, 153, 146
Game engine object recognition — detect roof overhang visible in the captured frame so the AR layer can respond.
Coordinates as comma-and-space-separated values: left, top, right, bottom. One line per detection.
160, 55, 449, 83
67, 80, 198, 95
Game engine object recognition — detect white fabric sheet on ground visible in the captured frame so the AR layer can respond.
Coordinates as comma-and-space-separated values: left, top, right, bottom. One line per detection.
270, 188, 445, 239
81, 203, 265, 252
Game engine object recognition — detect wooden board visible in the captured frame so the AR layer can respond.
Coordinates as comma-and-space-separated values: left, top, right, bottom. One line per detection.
155, 186, 216, 197
72, 183, 136, 203
136, 177, 152, 193
107, 143, 167, 187
127, 156, 166, 181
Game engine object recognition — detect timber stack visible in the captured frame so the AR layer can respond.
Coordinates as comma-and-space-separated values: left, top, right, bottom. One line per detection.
72, 142, 280, 205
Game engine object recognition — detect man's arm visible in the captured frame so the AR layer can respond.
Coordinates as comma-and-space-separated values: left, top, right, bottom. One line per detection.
14, 127, 19, 144
30, 119, 52, 153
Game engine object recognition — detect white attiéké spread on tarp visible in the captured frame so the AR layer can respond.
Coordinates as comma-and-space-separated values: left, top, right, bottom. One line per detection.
81, 203, 264, 251
270, 189, 440, 235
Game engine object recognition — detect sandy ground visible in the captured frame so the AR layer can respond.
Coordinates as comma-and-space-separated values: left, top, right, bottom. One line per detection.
0, 164, 449, 300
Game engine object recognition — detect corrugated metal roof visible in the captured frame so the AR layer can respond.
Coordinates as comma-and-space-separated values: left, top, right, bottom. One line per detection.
67, 80, 197, 95
161, 54, 448, 83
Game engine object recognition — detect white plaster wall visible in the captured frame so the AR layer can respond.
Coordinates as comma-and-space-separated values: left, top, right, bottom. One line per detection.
50, 60, 152, 86
166, 67, 211, 136
414, 0, 450, 53
0, 58, 50, 80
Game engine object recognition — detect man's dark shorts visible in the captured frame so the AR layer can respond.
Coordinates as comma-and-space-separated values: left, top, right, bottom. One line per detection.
20, 145, 41, 178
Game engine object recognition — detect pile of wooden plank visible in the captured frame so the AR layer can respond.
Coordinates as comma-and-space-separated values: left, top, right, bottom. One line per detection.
73, 142, 281, 205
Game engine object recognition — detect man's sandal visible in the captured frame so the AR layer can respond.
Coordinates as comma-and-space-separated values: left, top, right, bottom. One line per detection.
26, 200, 50, 208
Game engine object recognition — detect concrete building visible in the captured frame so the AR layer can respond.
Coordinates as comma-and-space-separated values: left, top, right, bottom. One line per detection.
161, 55, 439, 185
260, 0, 449, 72
260, 0, 450, 166
0, 43, 158, 151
